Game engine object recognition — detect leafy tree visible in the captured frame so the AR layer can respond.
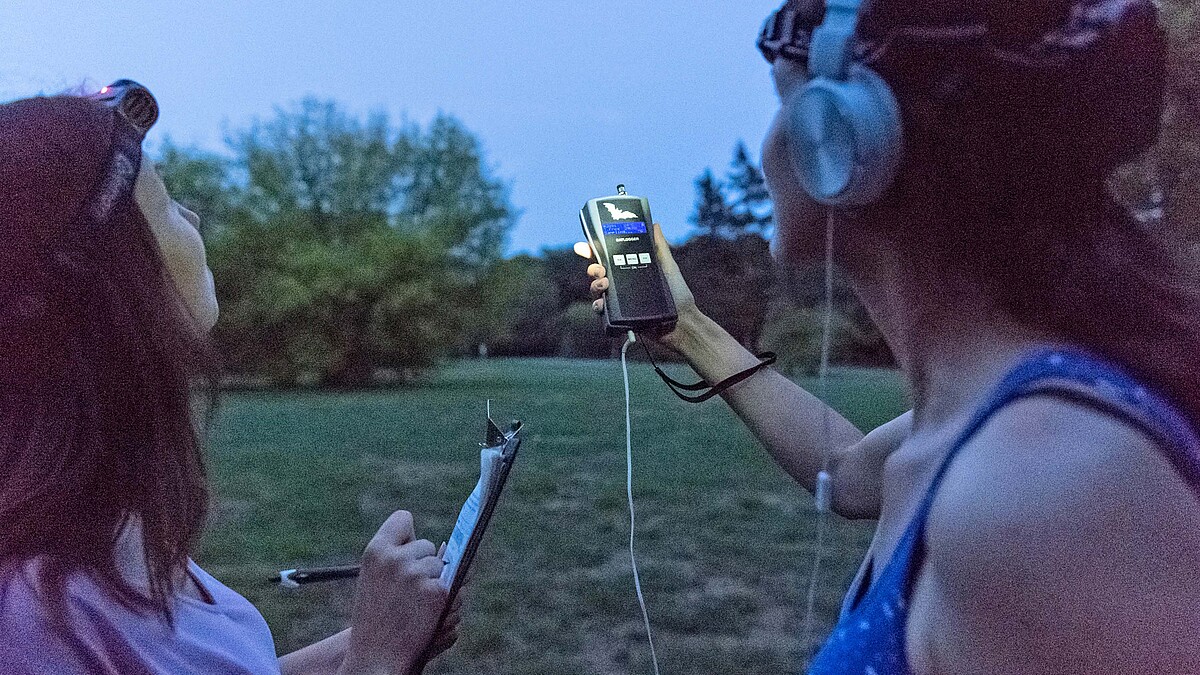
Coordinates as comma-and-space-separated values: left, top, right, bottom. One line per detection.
207, 218, 461, 387
763, 265, 893, 374
397, 114, 516, 272
559, 301, 610, 359
232, 98, 398, 242
538, 245, 595, 310
470, 255, 562, 357
673, 233, 775, 349
679, 148, 776, 351
157, 99, 514, 386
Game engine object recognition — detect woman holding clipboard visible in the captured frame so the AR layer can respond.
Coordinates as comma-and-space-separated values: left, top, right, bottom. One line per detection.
0, 87, 459, 674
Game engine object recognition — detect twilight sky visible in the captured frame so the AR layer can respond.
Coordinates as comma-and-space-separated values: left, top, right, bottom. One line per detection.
0, 0, 784, 253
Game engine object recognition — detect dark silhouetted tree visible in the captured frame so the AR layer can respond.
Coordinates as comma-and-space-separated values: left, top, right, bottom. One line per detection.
690, 169, 740, 239
727, 141, 772, 234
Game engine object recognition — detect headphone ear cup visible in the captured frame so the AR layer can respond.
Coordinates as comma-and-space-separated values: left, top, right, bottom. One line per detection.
787, 65, 904, 206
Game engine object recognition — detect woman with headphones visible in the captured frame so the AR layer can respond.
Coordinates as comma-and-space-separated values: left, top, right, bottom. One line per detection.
0, 90, 458, 673
590, 0, 1200, 671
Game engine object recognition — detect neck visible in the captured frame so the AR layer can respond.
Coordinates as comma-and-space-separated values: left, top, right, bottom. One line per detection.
839, 227, 1064, 435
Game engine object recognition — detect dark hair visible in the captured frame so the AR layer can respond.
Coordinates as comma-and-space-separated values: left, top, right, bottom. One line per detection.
0, 95, 219, 624
850, 0, 1200, 429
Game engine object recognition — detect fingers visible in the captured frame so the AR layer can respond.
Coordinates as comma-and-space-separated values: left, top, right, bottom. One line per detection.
589, 263, 609, 315
398, 538, 438, 562
651, 223, 679, 274
369, 510, 415, 549
410, 554, 445, 579
587, 262, 608, 315
393, 538, 442, 580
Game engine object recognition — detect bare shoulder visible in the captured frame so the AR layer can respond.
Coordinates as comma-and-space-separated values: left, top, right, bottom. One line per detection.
913, 395, 1200, 674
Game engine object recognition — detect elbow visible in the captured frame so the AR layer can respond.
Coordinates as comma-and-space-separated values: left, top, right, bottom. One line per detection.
827, 451, 883, 521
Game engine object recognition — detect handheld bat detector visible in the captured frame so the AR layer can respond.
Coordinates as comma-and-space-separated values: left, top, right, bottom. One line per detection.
580, 185, 677, 335
88, 79, 159, 137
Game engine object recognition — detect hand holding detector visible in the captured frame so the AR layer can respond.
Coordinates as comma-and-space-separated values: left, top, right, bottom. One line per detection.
580, 185, 677, 335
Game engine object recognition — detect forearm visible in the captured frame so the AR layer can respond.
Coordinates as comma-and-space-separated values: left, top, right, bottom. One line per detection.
667, 310, 866, 496
280, 628, 351, 675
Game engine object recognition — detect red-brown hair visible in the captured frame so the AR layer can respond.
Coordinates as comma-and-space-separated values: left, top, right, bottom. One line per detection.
0, 95, 218, 624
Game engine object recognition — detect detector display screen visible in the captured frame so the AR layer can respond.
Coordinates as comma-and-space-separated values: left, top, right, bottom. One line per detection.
601, 221, 648, 236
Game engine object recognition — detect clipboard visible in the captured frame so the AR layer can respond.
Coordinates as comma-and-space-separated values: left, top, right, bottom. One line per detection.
410, 415, 522, 673
442, 415, 522, 608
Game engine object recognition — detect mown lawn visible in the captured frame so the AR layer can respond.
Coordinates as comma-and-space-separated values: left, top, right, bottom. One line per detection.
198, 358, 909, 674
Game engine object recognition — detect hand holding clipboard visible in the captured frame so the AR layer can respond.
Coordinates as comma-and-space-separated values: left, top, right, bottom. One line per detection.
269, 411, 523, 675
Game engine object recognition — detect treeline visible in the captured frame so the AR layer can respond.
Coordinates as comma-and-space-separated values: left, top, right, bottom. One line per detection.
154, 3, 1199, 387
160, 100, 890, 387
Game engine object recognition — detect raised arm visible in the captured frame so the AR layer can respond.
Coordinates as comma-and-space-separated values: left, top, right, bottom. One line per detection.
588, 224, 910, 520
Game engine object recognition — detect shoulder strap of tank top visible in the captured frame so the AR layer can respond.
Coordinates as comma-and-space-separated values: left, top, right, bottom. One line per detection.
911, 347, 1200, 534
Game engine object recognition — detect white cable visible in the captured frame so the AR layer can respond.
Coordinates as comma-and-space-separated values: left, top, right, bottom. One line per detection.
801, 212, 837, 656
622, 331, 661, 675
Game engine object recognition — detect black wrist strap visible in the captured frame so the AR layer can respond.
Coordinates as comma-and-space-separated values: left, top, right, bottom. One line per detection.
641, 341, 777, 403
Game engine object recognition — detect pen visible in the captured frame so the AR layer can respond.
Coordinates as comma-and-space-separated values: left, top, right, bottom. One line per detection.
270, 564, 361, 588
272, 542, 448, 588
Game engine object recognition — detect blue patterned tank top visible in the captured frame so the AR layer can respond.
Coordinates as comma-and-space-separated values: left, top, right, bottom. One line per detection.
806, 348, 1200, 674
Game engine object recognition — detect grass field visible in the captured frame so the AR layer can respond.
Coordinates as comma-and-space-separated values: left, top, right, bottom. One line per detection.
198, 358, 910, 674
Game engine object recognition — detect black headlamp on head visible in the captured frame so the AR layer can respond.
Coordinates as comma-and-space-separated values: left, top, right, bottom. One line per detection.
87, 79, 159, 138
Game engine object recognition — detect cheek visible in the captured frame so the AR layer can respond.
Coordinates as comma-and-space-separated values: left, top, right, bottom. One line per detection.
763, 117, 827, 265
151, 219, 204, 279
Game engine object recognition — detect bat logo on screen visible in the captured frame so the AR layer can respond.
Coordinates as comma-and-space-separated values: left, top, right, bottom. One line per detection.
603, 203, 639, 220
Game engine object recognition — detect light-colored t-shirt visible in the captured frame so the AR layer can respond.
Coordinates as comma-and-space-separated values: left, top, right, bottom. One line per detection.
0, 558, 280, 674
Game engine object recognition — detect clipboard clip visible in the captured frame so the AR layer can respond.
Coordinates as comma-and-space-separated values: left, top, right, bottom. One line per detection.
485, 402, 522, 450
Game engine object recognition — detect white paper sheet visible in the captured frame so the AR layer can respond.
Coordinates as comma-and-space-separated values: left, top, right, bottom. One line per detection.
438, 445, 502, 589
